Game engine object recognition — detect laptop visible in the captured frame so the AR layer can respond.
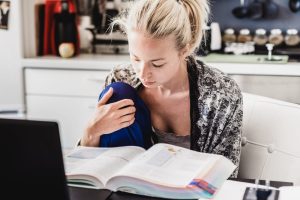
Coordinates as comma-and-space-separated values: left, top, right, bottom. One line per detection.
0, 118, 70, 200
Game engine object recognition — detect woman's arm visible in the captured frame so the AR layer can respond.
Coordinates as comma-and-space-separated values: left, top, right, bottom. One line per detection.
79, 65, 138, 147
212, 95, 243, 178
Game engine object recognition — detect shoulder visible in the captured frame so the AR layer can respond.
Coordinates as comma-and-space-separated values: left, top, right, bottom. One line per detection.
188, 57, 242, 114
105, 63, 142, 89
192, 58, 242, 104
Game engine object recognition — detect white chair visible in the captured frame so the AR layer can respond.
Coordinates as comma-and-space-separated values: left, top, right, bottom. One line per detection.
238, 92, 300, 185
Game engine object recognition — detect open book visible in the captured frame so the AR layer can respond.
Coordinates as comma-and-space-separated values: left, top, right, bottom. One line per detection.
64, 143, 236, 199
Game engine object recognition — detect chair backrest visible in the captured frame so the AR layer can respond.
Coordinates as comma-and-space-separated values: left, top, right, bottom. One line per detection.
238, 92, 300, 185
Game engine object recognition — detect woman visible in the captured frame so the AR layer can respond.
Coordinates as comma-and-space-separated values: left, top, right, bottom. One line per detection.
80, 0, 243, 177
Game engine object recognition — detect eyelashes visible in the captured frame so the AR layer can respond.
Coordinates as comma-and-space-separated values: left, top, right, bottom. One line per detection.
152, 63, 164, 68
132, 59, 165, 68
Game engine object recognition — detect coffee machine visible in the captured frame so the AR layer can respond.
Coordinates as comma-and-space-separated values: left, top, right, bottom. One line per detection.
86, 0, 129, 54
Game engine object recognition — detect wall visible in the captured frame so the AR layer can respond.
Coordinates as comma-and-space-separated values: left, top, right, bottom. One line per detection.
211, 0, 300, 31
0, 0, 23, 111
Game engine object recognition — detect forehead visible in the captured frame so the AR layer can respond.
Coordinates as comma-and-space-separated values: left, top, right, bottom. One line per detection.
128, 31, 178, 57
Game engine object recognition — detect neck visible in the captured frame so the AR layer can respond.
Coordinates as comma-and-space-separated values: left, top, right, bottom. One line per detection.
158, 59, 189, 96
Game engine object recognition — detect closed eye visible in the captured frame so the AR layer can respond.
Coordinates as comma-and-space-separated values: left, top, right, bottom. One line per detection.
152, 63, 164, 68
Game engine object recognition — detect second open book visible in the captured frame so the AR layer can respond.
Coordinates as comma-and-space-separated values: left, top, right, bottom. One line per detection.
64, 143, 236, 199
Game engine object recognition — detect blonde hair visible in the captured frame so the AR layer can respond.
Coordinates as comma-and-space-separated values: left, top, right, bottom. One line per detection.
111, 0, 210, 54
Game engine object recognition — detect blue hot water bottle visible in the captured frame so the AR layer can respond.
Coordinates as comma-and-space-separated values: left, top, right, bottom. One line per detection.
98, 82, 154, 149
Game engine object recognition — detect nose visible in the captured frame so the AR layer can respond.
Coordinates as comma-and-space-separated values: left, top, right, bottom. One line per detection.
139, 63, 151, 80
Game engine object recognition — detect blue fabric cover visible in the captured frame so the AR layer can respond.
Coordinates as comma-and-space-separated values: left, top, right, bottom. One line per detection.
98, 82, 154, 149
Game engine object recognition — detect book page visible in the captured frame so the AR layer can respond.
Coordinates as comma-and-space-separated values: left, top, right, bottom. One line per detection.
64, 146, 145, 187
113, 143, 220, 187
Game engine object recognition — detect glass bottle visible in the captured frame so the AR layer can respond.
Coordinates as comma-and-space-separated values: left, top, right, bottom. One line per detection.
222, 28, 236, 43
253, 28, 268, 46
237, 29, 252, 43
268, 29, 284, 46
285, 29, 300, 47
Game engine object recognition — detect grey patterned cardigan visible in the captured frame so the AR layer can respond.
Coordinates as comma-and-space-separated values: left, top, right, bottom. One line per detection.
103, 56, 243, 177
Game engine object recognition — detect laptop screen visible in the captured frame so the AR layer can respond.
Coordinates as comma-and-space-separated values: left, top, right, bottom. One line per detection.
0, 118, 70, 200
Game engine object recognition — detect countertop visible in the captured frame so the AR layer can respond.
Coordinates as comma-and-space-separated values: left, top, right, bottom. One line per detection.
21, 54, 300, 76
22, 54, 130, 71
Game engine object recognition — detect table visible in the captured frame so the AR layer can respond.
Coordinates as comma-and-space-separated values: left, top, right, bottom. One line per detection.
68, 179, 293, 200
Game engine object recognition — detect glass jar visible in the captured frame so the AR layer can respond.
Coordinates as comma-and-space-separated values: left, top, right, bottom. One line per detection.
237, 29, 252, 43
253, 28, 268, 46
285, 29, 300, 47
268, 29, 284, 46
222, 28, 236, 43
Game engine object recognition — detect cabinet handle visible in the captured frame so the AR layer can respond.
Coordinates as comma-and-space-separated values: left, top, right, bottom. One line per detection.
88, 104, 96, 109
86, 77, 104, 83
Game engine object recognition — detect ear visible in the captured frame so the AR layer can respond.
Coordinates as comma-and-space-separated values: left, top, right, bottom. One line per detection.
179, 44, 191, 59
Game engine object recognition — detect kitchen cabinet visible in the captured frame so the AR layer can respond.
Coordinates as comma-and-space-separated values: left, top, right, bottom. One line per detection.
24, 68, 110, 148
204, 61, 300, 105
22, 55, 129, 148
230, 75, 300, 104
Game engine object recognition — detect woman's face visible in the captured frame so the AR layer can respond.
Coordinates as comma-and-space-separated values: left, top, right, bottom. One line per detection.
128, 30, 186, 88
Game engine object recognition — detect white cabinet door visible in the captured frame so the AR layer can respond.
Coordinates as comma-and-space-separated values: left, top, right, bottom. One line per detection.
25, 69, 109, 97
26, 95, 98, 148
230, 75, 300, 104
24, 68, 110, 148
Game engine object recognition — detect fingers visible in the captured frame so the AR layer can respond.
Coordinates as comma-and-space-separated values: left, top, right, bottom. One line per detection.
98, 88, 134, 110
98, 87, 113, 106
119, 113, 135, 123
120, 116, 135, 129
112, 99, 134, 109
117, 106, 136, 118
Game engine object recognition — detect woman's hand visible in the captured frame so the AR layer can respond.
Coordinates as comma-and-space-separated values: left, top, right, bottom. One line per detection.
80, 87, 136, 146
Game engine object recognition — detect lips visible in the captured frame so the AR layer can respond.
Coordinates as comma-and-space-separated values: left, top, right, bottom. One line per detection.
143, 80, 155, 85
